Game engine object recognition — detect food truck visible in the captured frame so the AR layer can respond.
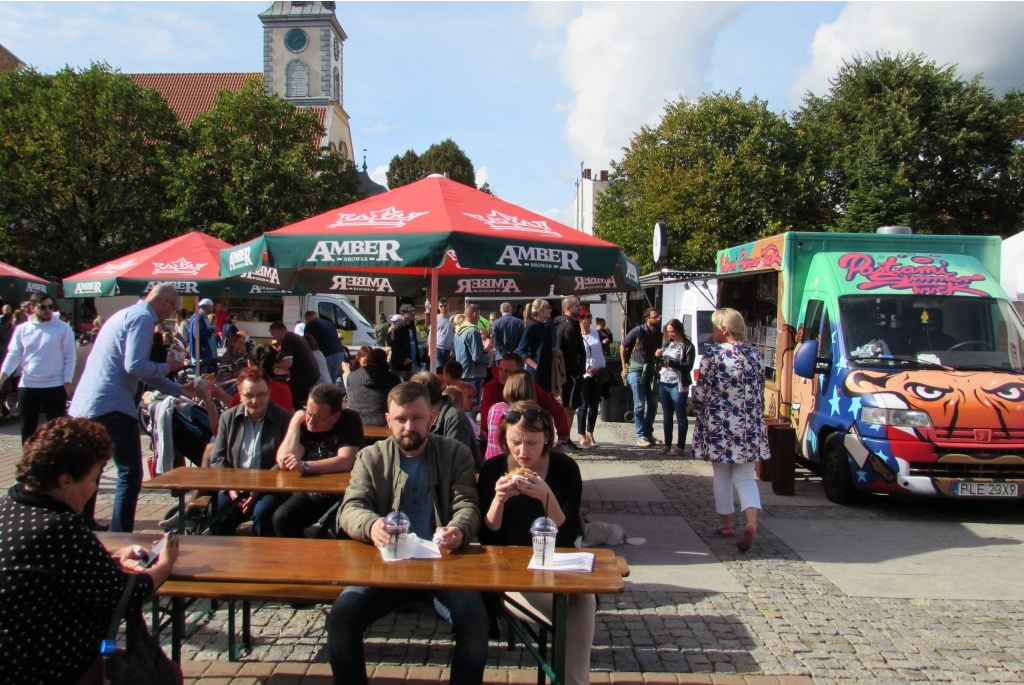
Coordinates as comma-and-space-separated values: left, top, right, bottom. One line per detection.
714, 228, 1024, 502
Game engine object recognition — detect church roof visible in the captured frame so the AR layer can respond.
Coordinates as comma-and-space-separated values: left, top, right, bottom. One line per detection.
0, 43, 25, 72
128, 72, 328, 131
128, 72, 261, 126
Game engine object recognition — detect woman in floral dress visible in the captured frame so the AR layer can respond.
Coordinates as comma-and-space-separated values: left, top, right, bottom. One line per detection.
690, 308, 770, 552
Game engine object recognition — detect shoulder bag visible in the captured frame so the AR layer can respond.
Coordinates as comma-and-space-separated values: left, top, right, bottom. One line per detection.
102, 573, 180, 685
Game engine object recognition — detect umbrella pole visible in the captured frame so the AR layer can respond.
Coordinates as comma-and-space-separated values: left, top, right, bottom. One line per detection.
429, 269, 439, 375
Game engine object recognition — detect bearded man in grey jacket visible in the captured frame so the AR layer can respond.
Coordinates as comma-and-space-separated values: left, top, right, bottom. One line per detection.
327, 381, 487, 685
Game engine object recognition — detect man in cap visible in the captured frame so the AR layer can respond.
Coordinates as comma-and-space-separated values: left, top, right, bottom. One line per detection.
189, 298, 217, 369
387, 304, 420, 380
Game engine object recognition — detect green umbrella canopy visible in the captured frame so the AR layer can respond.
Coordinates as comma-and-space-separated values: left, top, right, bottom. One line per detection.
221, 175, 640, 298
64, 232, 292, 298
0, 260, 58, 301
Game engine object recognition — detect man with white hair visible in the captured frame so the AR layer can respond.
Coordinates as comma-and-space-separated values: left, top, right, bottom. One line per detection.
70, 283, 190, 532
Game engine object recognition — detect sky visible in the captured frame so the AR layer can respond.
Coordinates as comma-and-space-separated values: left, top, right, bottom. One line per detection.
2, 1, 1024, 229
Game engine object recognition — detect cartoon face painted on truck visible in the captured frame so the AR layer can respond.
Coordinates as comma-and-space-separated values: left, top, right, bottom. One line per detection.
792, 249, 1024, 500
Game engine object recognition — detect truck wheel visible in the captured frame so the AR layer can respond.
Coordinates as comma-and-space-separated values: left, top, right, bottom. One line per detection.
623, 410, 634, 422
821, 434, 859, 504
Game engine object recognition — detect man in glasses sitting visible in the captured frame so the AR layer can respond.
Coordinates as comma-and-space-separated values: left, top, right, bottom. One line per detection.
205, 367, 291, 536
328, 381, 487, 685
273, 383, 364, 538
0, 292, 76, 443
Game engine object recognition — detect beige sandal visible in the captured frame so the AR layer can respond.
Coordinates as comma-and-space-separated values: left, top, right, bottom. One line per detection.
586, 432, 597, 447
579, 435, 591, 447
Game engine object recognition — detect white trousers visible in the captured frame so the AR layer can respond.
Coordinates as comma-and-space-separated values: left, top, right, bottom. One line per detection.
711, 461, 762, 516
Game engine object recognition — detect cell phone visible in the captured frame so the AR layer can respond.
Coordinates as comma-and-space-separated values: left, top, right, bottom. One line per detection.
140, 532, 172, 568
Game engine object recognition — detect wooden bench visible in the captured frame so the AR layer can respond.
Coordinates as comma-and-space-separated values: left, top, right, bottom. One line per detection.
154, 580, 346, 661
153, 557, 630, 664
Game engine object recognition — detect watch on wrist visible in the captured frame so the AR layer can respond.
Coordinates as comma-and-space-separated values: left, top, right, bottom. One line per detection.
301, 461, 309, 475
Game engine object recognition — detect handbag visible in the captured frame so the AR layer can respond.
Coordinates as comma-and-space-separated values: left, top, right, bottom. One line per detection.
593, 368, 611, 385
103, 573, 180, 685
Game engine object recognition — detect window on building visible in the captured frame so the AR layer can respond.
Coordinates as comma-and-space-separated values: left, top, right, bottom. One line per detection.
286, 60, 309, 98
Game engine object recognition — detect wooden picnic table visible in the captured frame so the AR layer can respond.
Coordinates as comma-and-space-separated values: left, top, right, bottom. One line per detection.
101, 533, 625, 684
143, 467, 350, 534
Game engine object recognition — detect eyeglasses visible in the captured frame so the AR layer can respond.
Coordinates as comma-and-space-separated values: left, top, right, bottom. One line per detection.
305, 409, 338, 424
35, 304, 56, 311
241, 392, 269, 401
503, 409, 544, 424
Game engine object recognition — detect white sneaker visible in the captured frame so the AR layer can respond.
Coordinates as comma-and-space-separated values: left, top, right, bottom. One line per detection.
158, 513, 181, 530
636, 438, 650, 447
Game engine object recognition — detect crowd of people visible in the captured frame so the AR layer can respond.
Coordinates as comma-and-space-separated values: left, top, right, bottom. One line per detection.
0, 286, 771, 684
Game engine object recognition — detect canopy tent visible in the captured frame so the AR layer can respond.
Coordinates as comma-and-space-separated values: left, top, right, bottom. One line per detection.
0, 261, 57, 300
63, 232, 291, 299
220, 175, 641, 298
220, 174, 640, 372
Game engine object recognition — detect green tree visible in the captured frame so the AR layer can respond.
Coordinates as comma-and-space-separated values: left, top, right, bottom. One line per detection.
165, 80, 362, 244
0, 63, 182, 281
419, 138, 476, 188
794, 52, 1022, 235
385, 138, 477, 189
386, 149, 423, 189
594, 92, 815, 273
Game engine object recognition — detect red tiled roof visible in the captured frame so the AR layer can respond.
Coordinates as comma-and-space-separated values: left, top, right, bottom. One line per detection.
128, 73, 261, 126
0, 43, 24, 72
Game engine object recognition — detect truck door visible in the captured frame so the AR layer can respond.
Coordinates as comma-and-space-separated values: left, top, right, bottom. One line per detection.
791, 298, 833, 462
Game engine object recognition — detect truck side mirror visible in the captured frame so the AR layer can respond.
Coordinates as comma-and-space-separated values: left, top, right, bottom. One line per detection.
794, 340, 832, 378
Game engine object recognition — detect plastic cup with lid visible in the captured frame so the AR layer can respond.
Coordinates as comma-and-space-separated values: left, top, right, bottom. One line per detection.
529, 516, 558, 567
382, 511, 411, 560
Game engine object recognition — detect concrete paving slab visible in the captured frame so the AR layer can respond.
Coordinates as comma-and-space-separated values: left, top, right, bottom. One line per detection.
765, 518, 1024, 600
588, 512, 744, 594
579, 462, 669, 503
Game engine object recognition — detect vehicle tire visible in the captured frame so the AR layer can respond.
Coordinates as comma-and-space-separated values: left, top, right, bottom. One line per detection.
623, 410, 634, 423
821, 433, 859, 504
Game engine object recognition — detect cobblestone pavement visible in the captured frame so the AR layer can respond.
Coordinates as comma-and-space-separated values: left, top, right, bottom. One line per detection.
3, 418, 1024, 684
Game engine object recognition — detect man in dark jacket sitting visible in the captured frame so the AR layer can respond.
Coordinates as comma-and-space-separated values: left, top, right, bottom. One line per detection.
208, 367, 290, 536
410, 371, 481, 471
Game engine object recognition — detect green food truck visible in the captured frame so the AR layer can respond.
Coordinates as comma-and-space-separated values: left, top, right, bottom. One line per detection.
714, 228, 1024, 502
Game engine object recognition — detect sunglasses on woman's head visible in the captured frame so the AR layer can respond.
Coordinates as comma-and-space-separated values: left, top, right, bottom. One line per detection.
503, 409, 544, 424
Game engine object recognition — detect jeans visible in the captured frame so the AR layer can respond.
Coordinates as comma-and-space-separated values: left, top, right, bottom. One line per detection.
324, 350, 346, 383
576, 376, 601, 435
81, 411, 143, 532
626, 371, 657, 440
658, 383, 689, 450
209, 491, 287, 537
18, 385, 68, 443
272, 492, 340, 538
327, 585, 489, 685
435, 348, 452, 372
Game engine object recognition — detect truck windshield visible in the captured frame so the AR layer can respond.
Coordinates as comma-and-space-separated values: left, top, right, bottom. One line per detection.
839, 295, 1024, 371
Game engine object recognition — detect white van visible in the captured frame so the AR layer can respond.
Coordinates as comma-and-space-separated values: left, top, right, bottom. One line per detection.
94, 293, 376, 352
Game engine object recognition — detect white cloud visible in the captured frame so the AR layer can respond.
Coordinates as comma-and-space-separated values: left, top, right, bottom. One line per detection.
475, 166, 491, 190
790, 2, 1024, 104
555, 2, 743, 171
370, 165, 389, 190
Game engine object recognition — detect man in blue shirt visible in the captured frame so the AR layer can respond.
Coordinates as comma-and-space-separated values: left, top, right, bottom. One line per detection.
490, 301, 525, 366
70, 283, 190, 531
188, 297, 217, 369
303, 310, 346, 382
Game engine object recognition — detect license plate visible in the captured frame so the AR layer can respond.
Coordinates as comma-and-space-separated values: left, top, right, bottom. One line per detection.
952, 481, 1019, 498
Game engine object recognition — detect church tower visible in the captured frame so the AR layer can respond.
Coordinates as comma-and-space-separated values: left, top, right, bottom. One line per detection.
259, 1, 354, 161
